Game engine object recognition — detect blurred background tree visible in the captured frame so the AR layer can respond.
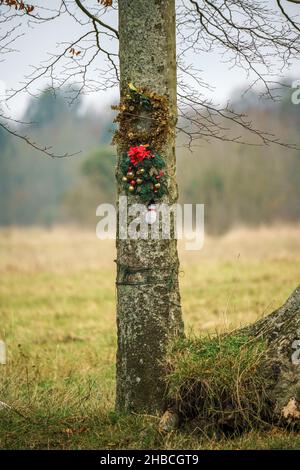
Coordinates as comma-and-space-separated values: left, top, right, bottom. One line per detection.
1, 81, 299, 233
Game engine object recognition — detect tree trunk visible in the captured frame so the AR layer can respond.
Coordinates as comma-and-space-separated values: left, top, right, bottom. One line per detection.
243, 283, 300, 424
115, 0, 184, 413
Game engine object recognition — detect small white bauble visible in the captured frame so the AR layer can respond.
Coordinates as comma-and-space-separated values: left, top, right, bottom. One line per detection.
145, 204, 157, 225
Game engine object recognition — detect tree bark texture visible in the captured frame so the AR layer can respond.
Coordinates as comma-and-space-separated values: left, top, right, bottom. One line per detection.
243, 283, 300, 424
116, 0, 184, 413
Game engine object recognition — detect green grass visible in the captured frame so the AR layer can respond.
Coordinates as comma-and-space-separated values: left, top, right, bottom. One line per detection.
0, 227, 300, 449
166, 333, 271, 437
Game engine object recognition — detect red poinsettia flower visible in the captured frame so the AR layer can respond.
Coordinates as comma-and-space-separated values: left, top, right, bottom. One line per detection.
127, 145, 152, 166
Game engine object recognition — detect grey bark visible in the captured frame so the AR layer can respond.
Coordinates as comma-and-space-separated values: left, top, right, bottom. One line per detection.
243, 283, 300, 424
115, 0, 184, 413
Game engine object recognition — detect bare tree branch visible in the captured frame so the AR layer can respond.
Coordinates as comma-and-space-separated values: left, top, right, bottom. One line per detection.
1, 0, 300, 156
74, 0, 118, 38
0, 116, 80, 158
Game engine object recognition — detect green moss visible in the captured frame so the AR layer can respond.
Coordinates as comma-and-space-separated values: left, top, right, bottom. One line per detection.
166, 333, 272, 436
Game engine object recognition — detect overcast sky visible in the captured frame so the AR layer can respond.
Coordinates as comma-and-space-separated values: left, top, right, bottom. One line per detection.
1, 0, 300, 118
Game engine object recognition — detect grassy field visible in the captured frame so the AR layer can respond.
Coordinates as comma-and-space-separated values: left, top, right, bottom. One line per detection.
0, 226, 300, 450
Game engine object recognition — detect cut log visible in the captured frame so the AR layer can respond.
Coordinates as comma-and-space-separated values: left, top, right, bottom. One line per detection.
241, 283, 300, 425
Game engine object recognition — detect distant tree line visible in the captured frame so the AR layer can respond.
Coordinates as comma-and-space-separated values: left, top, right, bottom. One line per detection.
0, 84, 299, 233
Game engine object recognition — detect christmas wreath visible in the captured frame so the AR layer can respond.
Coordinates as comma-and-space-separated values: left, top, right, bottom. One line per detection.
113, 84, 172, 202
113, 83, 172, 153
120, 145, 168, 202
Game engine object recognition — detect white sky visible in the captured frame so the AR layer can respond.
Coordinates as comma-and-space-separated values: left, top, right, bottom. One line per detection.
1, 0, 300, 118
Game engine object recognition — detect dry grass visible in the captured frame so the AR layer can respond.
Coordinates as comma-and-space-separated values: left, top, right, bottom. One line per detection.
0, 225, 300, 449
166, 333, 271, 437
